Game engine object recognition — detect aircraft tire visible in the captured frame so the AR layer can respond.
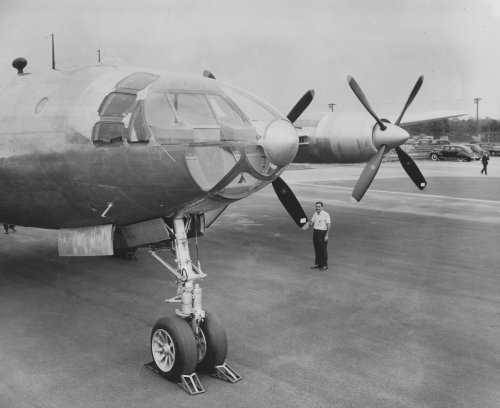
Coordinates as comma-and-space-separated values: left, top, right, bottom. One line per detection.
430, 153, 439, 161
150, 317, 197, 382
196, 311, 228, 373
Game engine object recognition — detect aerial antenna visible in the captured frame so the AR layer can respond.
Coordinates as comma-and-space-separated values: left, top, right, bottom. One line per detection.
97, 49, 101, 63
49, 33, 56, 69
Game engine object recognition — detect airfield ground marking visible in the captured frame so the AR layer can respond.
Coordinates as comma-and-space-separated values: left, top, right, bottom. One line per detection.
290, 182, 500, 205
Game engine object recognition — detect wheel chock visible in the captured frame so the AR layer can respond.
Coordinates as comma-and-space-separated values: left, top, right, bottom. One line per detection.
178, 373, 205, 395
144, 363, 205, 395
211, 363, 242, 384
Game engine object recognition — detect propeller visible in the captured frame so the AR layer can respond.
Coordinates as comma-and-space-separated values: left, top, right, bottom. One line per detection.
351, 146, 386, 202
348, 75, 427, 202
271, 89, 315, 228
272, 177, 309, 229
287, 89, 315, 124
348, 76, 387, 131
395, 75, 423, 126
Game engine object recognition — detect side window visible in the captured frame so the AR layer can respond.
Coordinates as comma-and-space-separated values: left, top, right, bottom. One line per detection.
127, 101, 150, 143
207, 94, 247, 126
145, 91, 177, 128
167, 93, 217, 126
98, 92, 136, 117
92, 121, 125, 144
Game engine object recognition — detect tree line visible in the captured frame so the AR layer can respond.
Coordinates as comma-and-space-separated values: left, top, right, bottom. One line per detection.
402, 118, 500, 143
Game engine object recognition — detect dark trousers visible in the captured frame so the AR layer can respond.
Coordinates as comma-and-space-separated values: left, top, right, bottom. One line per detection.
313, 229, 328, 267
481, 163, 488, 174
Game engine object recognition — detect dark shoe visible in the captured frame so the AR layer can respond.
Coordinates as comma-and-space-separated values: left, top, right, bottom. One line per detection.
319, 266, 328, 271
310, 265, 320, 269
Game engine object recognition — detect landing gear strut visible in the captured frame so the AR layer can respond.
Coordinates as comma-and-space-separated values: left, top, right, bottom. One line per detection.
147, 216, 240, 394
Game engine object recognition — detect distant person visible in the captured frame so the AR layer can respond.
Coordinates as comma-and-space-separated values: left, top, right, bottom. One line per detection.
3, 224, 16, 234
309, 201, 331, 271
481, 152, 489, 175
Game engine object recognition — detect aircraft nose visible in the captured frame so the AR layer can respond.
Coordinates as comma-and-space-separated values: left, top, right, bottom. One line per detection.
262, 119, 299, 167
373, 122, 409, 150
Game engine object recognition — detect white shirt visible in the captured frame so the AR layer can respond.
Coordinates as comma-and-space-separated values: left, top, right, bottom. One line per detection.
311, 210, 330, 230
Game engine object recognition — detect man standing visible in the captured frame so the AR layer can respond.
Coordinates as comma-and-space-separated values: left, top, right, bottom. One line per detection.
310, 202, 330, 271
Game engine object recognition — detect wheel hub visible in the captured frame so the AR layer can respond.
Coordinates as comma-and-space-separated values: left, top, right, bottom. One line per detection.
152, 329, 176, 372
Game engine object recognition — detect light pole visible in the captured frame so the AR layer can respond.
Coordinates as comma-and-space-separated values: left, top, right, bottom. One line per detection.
474, 98, 481, 139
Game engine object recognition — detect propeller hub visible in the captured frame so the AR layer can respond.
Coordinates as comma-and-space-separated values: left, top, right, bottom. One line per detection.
373, 123, 409, 150
263, 119, 299, 167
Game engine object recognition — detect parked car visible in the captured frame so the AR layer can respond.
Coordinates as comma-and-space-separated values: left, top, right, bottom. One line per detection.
464, 144, 484, 159
479, 144, 500, 156
430, 144, 476, 161
430, 139, 451, 146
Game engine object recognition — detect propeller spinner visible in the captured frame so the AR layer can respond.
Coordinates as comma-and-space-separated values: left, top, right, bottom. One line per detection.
348, 75, 427, 202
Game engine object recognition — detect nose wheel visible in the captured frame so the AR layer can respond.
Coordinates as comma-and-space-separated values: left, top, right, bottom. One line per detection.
196, 311, 228, 373
146, 216, 240, 394
151, 317, 197, 381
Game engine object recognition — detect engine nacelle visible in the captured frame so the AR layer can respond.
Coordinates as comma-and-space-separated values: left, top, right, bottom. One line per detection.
295, 112, 379, 163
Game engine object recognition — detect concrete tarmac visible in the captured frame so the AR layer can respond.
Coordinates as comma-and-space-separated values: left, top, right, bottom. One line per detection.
1, 158, 499, 408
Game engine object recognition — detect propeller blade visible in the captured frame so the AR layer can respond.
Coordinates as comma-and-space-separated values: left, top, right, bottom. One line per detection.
203, 70, 216, 79
272, 176, 308, 229
395, 147, 427, 190
352, 146, 386, 202
347, 76, 387, 131
287, 89, 315, 124
395, 75, 424, 125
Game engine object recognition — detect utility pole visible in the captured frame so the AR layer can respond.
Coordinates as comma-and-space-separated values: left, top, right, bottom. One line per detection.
474, 98, 481, 139
49, 33, 56, 70
328, 103, 336, 112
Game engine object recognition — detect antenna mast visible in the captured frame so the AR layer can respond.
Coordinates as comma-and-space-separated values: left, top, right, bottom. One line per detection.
50, 33, 56, 69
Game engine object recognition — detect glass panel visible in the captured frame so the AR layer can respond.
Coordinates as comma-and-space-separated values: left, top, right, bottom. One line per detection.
168, 93, 217, 127
92, 122, 124, 143
144, 92, 177, 128
218, 84, 279, 123
116, 73, 159, 91
185, 146, 239, 191
99, 93, 136, 117
128, 102, 150, 142
245, 145, 276, 175
206, 94, 246, 126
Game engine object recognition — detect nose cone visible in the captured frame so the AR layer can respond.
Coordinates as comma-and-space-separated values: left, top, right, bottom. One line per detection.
263, 119, 299, 167
373, 123, 409, 150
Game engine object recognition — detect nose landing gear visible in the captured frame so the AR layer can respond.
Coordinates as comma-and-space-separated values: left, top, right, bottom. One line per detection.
146, 216, 241, 394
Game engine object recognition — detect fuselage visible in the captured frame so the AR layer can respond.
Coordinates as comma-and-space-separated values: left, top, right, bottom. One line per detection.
0, 65, 290, 229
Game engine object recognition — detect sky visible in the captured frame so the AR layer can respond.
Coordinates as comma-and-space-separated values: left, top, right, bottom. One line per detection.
1, 0, 499, 119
